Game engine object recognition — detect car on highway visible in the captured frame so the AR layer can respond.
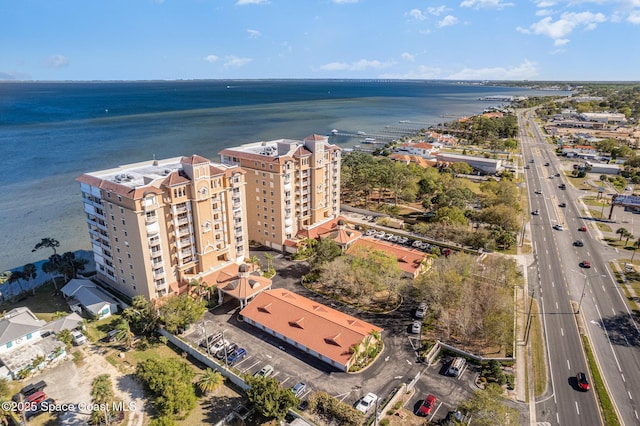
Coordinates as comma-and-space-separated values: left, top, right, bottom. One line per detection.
579, 260, 592, 268
559, 202, 567, 208
577, 372, 590, 391
579, 226, 587, 232
544, 162, 550, 166
291, 382, 307, 398
531, 209, 539, 215
415, 303, 427, 318
355, 392, 378, 413
553, 224, 564, 231
418, 394, 437, 416
529, 159, 535, 163
534, 190, 542, 194
411, 321, 421, 334
573, 240, 584, 247
549, 175, 554, 179
524, 165, 530, 169
254, 364, 274, 378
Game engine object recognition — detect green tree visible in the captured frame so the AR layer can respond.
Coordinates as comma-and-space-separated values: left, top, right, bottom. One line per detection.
112, 318, 134, 349
309, 238, 342, 271
459, 383, 518, 426
90, 374, 116, 426
56, 329, 72, 346
136, 358, 196, 417
6, 270, 25, 298
122, 295, 161, 338
22, 263, 37, 295
263, 253, 275, 277
450, 162, 473, 176
32, 237, 60, 256
617, 227, 629, 241
159, 294, 206, 333
197, 369, 223, 395
245, 376, 298, 421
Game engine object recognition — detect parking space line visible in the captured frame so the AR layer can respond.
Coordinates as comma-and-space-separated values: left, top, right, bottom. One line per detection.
280, 377, 291, 386
243, 360, 260, 372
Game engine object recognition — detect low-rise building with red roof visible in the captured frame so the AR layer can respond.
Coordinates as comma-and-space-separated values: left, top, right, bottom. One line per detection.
347, 237, 431, 278
240, 289, 383, 372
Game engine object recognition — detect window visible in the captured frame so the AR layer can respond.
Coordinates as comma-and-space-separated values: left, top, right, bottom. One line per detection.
269, 164, 273, 170
118, 195, 122, 202
107, 192, 111, 199
119, 207, 124, 214
124, 231, 128, 237
111, 215, 115, 220
118, 258, 123, 264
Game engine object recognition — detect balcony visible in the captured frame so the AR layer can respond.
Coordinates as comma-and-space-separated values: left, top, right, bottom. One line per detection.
176, 216, 190, 226
155, 282, 168, 292
145, 214, 158, 225
150, 248, 163, 257
174, 205, 188, 214
153, 269, 165, 280
146, 221, 160, 236
285, 218, 293, 227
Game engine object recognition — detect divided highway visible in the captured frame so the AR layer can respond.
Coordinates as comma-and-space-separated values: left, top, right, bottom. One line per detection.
520, 110, 640, 426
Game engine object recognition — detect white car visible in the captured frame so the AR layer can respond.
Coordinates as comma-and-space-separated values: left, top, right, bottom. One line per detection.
411, 321, 422, 334
355, 392, 378, 413
71, 330, 88, 346
415, 303, 427, 319
209, 338, 229, 354
553, 224, 564, 231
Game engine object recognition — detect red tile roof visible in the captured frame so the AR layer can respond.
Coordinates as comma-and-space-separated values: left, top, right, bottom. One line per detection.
240, 289, 382, 368
347, 237, 429, 276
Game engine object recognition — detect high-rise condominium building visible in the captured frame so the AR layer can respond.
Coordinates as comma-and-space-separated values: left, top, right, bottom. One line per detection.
219, 134, 341, 250
77, 155, 248, 301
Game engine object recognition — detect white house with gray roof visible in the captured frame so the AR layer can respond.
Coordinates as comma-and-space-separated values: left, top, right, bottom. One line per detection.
61, 279, 120, 319
0, 308, 67, 380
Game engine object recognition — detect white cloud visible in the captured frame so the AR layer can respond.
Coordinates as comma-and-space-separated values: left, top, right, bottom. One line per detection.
380, 65, 443, 79
438, 15, 459, 27
629, 11, 640, 23
534, 0, 556, 7
247, 29, 262, 39
517, 11, 606, 42
460, 0, 514, 9
427, 5, 448, 16
447, 60, 539, 80
224, 56, 252, 68
236, 0, 268, 5
407, 9, 427, 20
319, 59, 395, 71
45, 55, 69, 68
401, 52, 415, 62
536, 8, 555, 16
204, 55, 219, 63
332, 0, 359, 3
554, 38, 570, 46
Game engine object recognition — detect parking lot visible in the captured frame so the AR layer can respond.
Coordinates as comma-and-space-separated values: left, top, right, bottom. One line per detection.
181, 251, 478, 422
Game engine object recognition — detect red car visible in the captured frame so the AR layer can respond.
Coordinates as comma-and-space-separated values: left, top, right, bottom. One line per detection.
579, 226, 587, 232
418, 394, 437, 416
577, 372, 590, 391
579, 260, 591, 268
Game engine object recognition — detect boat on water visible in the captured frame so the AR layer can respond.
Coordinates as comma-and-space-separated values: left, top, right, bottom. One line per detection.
357, 131, 366, 135
362, 138, 377, 144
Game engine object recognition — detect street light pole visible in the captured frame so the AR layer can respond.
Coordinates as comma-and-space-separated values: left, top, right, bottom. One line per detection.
573, 272, 606, 314
201, 323, 211, 357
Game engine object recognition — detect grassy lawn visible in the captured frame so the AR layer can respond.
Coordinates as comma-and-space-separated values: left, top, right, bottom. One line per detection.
566, 176, 593, 191
596, 223, 614, 233
0, 280, 69, 322
530, 300, 547, 397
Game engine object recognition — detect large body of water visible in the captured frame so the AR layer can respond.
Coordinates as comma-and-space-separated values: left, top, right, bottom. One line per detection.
0, 80, 566, 271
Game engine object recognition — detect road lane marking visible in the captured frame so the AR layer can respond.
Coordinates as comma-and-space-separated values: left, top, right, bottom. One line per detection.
575, 401, 580, 415
612, 307, 616, 315
621, 373, 626, 382
629, 391, 633, 400
561, 328, 564, 336
594, 303, 623, 372
567, 359, 571, 370
556, 302, 559, 310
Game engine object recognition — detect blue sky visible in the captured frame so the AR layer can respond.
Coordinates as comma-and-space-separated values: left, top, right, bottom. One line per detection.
2, 0, 639, 81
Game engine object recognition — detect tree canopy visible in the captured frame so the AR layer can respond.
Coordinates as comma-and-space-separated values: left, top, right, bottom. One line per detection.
244, 376, 298, 421
136, 358, 196, 418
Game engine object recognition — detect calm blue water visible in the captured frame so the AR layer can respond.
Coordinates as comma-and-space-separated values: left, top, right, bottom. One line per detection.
0, 80, 566, 270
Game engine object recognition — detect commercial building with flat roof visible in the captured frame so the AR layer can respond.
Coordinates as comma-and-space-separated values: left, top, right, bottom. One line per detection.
219, 135, 341, 251
77, 155, 248, 301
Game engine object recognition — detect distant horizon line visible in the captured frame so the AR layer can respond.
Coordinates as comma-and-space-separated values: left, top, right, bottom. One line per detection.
1, 78, 638, 84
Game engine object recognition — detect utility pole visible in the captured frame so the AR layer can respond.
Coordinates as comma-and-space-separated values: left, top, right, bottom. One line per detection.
524, 289, 535, 344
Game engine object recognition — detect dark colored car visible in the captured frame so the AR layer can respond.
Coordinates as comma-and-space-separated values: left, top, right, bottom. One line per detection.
577, 372, 590, 391
418, 394, 437, 416
227, 348, 247, 364
579, 260, 591, 268
559, 183, 566, 189
559, 202, 567, 208
535, 190, 542, 194
532, 209, 539, 215
573, 240, 584, 247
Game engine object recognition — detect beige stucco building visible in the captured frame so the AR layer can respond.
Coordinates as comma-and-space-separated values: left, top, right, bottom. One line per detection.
77, 155, 248, 301
219, 134, 341, 250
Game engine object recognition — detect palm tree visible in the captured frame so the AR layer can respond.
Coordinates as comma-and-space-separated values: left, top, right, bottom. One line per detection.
248, 255, 261, 273
113, 319, 133, 349
22, 263, 37, 295
91, 374, 115, 426
32, 237, 60, 256
264, 253, 274, 277
189, 277, 206, 301
41, 258, 59, 289
632, 239, 640, 261
617, 227, 629, 241
625, 231, 634, 245
197, 368, 223, 395
7, 271, 25, 299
